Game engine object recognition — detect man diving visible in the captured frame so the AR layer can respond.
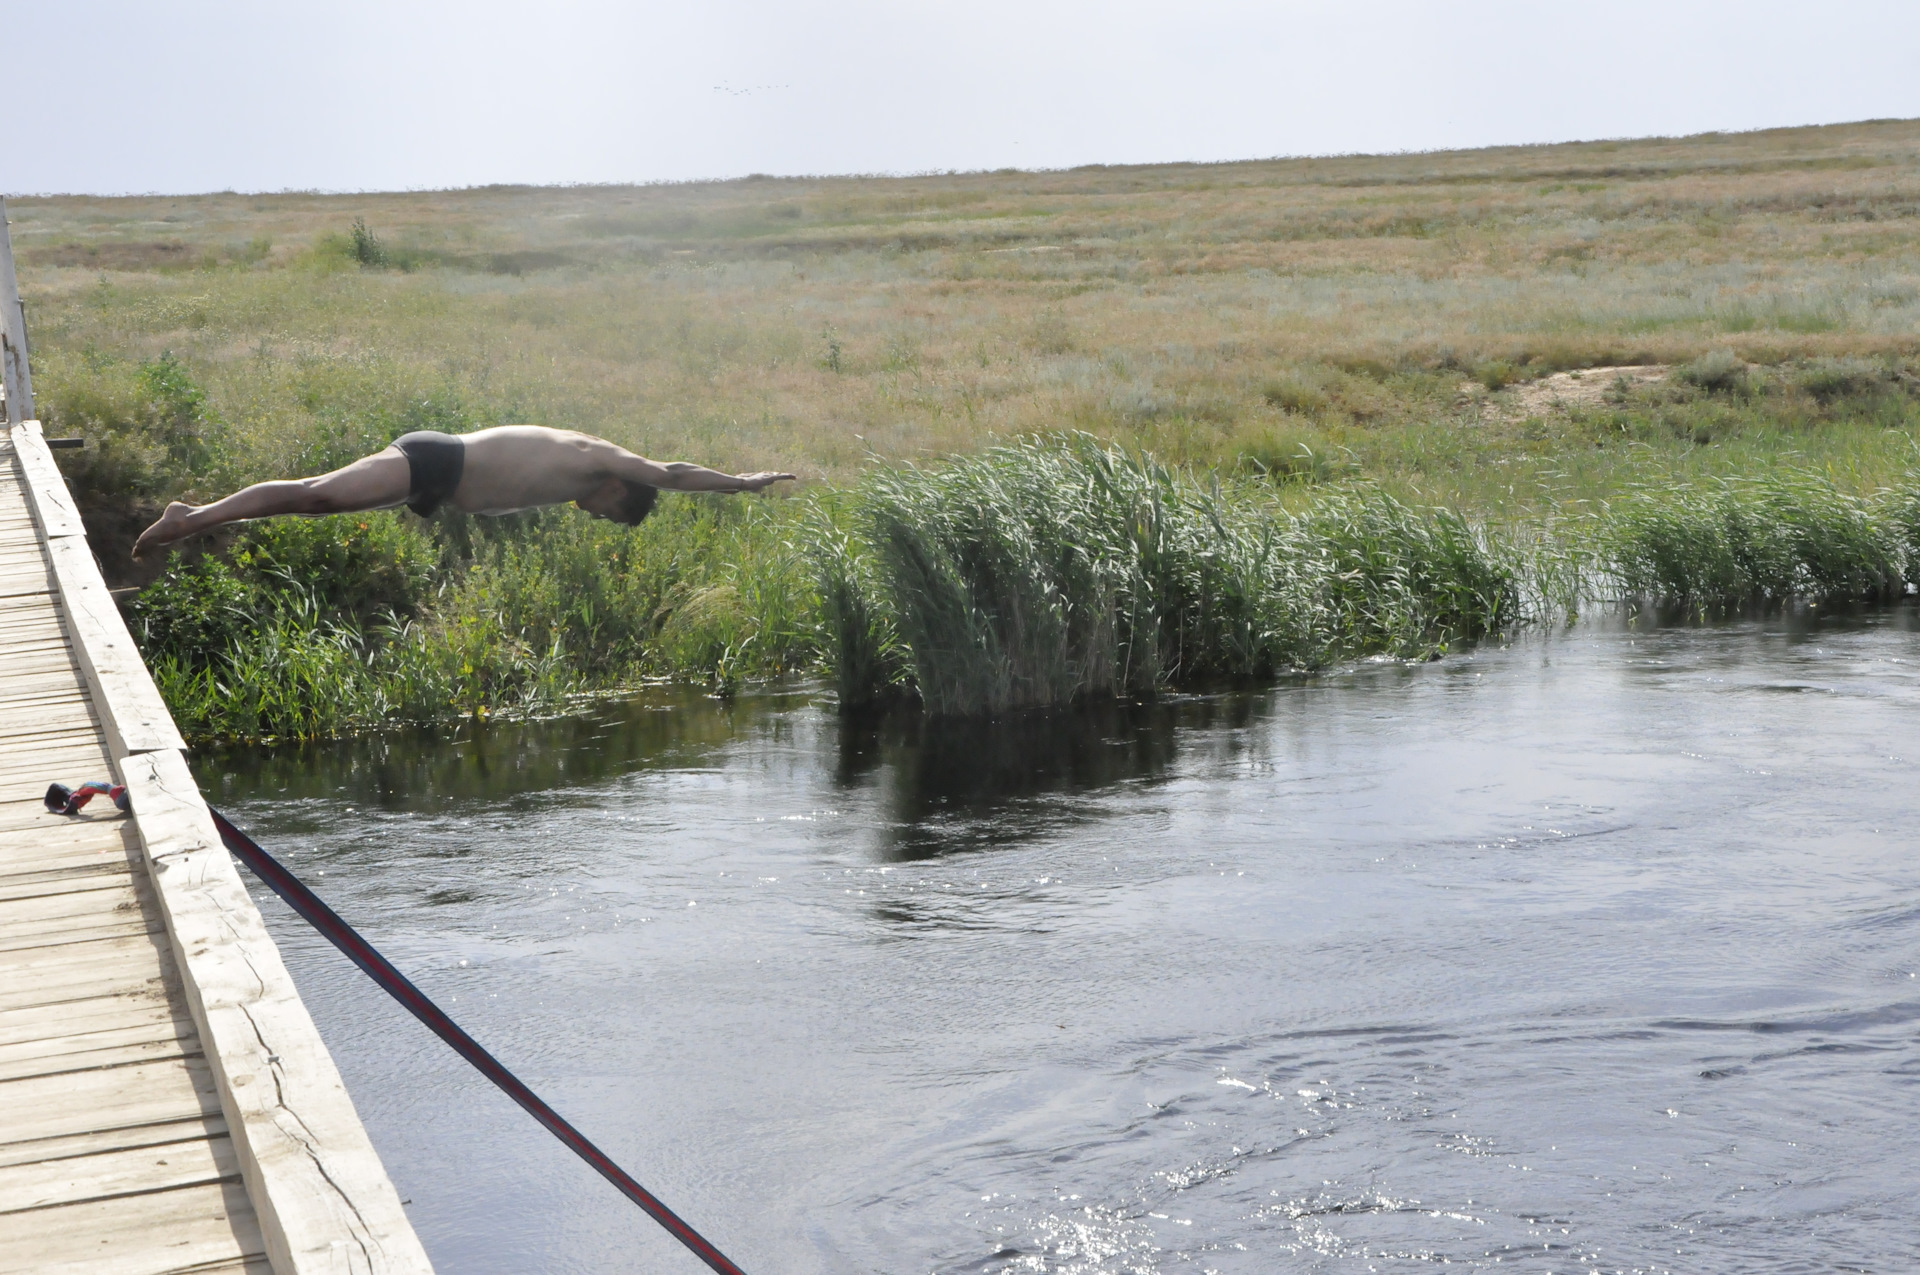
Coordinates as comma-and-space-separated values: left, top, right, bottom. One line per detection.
132, 425, 796, 558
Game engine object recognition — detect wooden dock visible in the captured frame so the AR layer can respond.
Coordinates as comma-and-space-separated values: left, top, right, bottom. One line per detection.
0, 201, 431, 1274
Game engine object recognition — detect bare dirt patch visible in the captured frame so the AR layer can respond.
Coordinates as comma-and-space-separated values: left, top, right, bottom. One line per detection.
1464, 365, 1669, 421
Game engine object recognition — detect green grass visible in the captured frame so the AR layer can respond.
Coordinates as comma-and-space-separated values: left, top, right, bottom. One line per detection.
131, 497, 817, 739
128, 433, 1920, 740
16, 119, 1920, 735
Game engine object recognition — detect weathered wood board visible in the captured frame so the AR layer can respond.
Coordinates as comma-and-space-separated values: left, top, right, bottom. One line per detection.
1, 428, 432, 1272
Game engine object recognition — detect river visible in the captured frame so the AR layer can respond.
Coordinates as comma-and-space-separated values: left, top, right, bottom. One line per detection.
198, 608, 1920, 1274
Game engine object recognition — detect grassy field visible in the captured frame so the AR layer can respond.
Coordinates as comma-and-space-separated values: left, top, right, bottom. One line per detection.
12, 118, 1920, 735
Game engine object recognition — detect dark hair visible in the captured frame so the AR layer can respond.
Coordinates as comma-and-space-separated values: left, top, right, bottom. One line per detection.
613, 480, 658, 525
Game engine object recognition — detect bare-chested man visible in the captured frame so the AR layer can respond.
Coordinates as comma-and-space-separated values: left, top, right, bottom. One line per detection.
132, 426, 796, 558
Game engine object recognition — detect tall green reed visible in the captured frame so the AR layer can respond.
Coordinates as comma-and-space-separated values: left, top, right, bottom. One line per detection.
1600, 472, 1908, 610
820, 436, 1523, 715
130, 442, 1920, 740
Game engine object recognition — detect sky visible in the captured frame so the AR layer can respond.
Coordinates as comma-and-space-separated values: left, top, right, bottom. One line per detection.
11, 0, 1920, 195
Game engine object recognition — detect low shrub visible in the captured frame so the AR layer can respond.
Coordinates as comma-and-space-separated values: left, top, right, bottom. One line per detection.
1675, 349, 1748, 394
1234, 424, 1352, 484
1259, 373, 1332, 416
1796, 357, 1887, 404
1474, 360, 1523, 392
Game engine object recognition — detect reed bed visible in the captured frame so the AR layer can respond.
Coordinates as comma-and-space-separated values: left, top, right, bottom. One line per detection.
1599, 472, 1916, 610
832, 436, 1520, 714
128, 440, 1920, 739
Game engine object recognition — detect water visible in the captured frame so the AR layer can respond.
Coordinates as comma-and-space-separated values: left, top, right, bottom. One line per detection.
199, 610, 1920, 1275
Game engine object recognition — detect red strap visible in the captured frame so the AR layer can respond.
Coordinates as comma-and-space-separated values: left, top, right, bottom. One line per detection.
209, 807, 750, 1275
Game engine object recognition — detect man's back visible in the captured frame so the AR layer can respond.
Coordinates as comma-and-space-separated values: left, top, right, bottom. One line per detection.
455, 426, 621, 514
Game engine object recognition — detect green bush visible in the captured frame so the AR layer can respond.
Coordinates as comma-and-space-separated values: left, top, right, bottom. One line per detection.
1474, 360, 1523, 392
1796, 357, 1887, 404
124, 442, 1920, 739
1259, 373, 1332, 415
232, 513, 437, 627
129, 555, 260, 658
349, 218, 390, 268
1235, 425, 1352, 483
1675, 349, 1748, 394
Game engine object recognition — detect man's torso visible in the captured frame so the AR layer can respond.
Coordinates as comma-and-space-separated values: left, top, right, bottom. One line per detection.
448, 426, 616, 513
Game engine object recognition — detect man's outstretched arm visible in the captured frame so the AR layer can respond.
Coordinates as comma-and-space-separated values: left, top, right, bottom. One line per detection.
606, 448, 797, 493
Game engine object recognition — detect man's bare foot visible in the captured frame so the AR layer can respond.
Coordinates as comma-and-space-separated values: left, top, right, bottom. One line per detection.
132, 502, 197, 560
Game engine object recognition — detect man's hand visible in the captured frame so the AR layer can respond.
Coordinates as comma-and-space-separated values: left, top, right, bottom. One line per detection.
735, 472, 798, 492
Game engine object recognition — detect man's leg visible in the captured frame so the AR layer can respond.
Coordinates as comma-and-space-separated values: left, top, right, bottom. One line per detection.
133, 449, 412, 558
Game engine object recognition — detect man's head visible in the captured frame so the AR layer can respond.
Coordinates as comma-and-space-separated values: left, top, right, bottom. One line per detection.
578, 477, 658, 525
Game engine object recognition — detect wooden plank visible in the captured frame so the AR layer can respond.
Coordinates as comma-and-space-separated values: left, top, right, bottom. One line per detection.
0, 1056, 223, 1146
0, 756, 118, 791
41, 534, 184, 761
0, 678, 90, 703
0, 817, 133, 862
0, 805, 122, 837
0, 957, 170, 1015
8, 425, 79, 537
123, 749, 434, 1275
0, 931, 175, 986
0, 895, 158, 945
0, 852, 141, 892
0, 749, 122, 787
0, 1032, 198, 1086
0, 605, 69, 626
0, 829, 138, 867
0, 694, 96, 719
0, 869, 136, 907
0, 807, 122, 837
0, 838, 135, 874
0, 719, 109, 747
0, 587, 54, 607
0, 1116, 229, 1171
0, 1132, 238, 1214
0, 1012, 197, 1082
0, 993, 186, 1059
0, 910, 154, 955
0, 664, 98, 688
0, 1178, 264, 1275
0, 915, 165, 956
0, 879, 132, 911
0, 723, 100, 746
0, 863, 137, 903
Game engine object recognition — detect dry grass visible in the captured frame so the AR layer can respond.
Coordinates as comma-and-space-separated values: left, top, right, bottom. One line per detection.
12, 117, 1920, 525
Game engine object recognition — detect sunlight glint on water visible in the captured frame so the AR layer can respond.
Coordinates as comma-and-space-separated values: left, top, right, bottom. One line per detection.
203, 609, 1920, 1274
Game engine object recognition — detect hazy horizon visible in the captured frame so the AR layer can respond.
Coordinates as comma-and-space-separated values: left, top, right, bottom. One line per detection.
12, 0, 1919, 198
14, 115, 1920, 202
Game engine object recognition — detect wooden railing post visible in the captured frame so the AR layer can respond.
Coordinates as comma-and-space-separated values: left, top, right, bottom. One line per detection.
0, 196, 35, 425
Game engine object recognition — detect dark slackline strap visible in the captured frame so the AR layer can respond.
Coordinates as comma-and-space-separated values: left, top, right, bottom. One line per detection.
207, 807, 749, 1275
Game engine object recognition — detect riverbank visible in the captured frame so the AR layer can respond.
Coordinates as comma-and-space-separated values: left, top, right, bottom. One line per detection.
10, 120, 1916, 734
124, 435, 1920, 740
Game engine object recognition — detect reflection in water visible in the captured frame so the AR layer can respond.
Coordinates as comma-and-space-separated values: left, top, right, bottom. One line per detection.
210, 608, 1920, 1275
200, 684, 816, 813
845, 699, 1188, 860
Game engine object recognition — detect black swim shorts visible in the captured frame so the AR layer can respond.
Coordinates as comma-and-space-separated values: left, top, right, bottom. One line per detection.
392, 431, 466, 517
